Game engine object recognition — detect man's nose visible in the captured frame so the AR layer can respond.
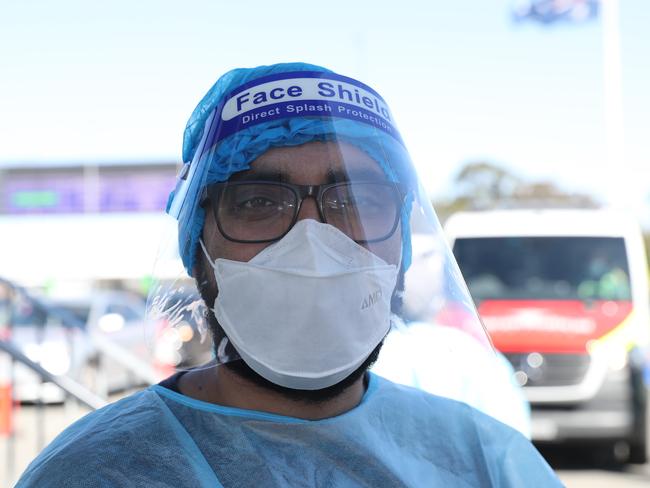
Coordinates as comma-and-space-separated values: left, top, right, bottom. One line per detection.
296, 196, 323, 222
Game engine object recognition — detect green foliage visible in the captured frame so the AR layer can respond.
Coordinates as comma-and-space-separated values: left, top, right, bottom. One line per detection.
434, 160, 600, 223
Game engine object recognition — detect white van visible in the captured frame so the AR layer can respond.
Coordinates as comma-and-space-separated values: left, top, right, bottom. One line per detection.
444, 209, 650, 462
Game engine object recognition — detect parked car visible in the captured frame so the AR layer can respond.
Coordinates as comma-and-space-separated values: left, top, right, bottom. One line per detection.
445, 209, 650, 463
5, 288, 166, 402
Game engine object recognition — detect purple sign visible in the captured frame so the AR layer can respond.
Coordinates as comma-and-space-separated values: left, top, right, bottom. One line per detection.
2, 168, 177, 215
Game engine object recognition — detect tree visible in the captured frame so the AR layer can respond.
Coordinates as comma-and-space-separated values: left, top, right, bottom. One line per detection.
512, 182, 600, 208
454, 161, 521, 209
433, 160, 600, 223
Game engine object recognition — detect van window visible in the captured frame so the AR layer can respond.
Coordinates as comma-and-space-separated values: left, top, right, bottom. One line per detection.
10, 292, 48, 327
105, 302, 144, 323
453, 237, 631, 302
65, 305, 91, 325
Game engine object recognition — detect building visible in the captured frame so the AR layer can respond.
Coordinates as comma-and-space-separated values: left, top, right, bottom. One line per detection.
0, 162, 184, 292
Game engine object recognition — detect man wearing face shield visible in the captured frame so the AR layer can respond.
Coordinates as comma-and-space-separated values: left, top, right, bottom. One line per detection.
17, 63, 561, 487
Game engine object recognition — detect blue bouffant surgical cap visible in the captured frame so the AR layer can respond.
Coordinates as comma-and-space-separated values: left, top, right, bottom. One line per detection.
168, 62, 416, 277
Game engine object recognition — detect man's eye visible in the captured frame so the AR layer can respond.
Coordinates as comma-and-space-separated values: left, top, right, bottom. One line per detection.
326, 198, 347, 209
326, 196, 380, 210
238, 197, 277, 210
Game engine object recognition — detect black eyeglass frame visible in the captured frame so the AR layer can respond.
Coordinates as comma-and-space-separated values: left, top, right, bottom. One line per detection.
200, 179, 407, 244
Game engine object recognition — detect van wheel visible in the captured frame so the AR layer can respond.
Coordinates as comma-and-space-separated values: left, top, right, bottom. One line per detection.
629, 441, 646, 464
628, 359, 648, 464
628, 398, 648, 464
593, 441, 630, 467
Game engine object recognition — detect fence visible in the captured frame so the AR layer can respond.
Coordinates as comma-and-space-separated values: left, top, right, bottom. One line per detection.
0, 277, 165, 486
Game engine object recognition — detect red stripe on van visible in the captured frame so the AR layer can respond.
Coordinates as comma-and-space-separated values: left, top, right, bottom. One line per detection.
478, 300, 633, 354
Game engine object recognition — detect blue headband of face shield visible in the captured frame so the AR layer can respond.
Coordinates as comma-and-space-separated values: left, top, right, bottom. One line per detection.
167, 62, 416, 276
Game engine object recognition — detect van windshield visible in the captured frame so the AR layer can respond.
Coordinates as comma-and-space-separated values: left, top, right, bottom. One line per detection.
453, 237, 632, 302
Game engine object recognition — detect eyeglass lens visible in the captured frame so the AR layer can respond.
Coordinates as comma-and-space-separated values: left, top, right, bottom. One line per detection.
216, 182, 399, 242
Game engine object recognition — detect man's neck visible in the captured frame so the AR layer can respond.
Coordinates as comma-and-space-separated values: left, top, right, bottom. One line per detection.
177, 365, 367, 420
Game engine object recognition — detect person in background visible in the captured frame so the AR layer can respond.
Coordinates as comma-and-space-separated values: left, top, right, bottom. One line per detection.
17, 62, 561, 487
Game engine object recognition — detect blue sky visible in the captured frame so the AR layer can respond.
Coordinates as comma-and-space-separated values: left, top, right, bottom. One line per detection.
1, 0, 648, 222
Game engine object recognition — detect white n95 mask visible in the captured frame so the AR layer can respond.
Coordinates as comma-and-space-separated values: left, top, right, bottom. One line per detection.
199, 219, 399, 390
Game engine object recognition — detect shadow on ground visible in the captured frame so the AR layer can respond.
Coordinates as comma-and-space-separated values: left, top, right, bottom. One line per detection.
537, 442, 650, 478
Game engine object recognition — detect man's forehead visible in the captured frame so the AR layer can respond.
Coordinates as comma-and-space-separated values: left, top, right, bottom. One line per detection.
230, 141, 387, 182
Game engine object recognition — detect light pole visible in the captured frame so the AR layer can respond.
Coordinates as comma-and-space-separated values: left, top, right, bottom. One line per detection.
600, 0, 627, 209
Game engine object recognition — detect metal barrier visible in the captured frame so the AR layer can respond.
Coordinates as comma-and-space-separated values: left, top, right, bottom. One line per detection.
0, 339, 107, 410
0, 339, 108, 485
0, 277, 164, 486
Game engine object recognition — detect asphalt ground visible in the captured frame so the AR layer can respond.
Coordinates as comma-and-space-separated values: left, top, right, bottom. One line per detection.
540, 443, 650, 487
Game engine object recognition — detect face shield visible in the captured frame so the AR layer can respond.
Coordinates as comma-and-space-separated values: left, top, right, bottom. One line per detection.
146, 65, 494, 394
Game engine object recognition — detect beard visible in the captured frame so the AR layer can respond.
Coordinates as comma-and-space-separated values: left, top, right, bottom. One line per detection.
194, 261, 391, 405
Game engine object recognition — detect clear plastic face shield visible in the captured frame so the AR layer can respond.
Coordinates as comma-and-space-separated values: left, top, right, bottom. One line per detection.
146, 70, 494, 395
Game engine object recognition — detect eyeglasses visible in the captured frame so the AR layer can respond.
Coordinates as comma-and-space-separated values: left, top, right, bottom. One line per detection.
201, 180, 405, 243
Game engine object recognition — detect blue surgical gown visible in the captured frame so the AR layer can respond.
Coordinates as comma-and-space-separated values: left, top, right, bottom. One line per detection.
16, 373, 561, 487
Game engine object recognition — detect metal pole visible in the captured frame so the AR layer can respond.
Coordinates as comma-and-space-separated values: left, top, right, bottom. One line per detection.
5, 355, 15, 488
83, 163, 101, 214
0, 340, 107, 411
600, 0, 626, 208
2, 280, 16, 486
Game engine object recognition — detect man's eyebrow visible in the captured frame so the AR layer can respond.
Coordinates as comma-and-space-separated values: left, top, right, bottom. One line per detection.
228, 166, 386, 183
327, 167, 386, 183
229, 169, 285, 182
